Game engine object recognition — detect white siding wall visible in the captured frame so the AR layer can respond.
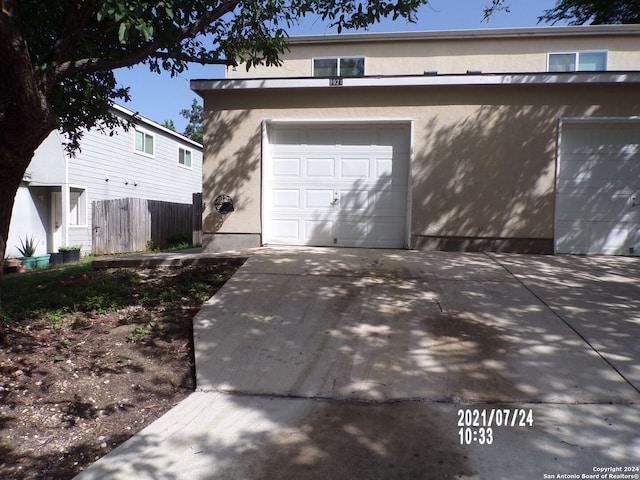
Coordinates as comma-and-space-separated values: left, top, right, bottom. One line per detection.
67, 112, 203, 250
69, 112, 202, 248
7, 109, 202, 257
6, 186, 50, 258
7, 132, 67, 257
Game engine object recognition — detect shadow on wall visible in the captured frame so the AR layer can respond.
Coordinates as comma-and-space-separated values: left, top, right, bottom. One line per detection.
412, 103, 560, 252
198, 83, 640, 254
299, 102, 559, 251
412, 94, 639, 254
201, 109, 259, 233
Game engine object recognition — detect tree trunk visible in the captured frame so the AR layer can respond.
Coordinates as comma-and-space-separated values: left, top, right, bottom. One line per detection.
0, 12, 57, 342
0, 136, 50, 343
0, 149, 32, 261
1, 5, 59, 261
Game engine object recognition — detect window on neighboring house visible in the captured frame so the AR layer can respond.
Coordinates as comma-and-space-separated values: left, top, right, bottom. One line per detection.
134, 129, 154, 156
548, 51, 607, 72
313, 57, 365, 77
69, 187, 87, 226
178, 147, 192, 168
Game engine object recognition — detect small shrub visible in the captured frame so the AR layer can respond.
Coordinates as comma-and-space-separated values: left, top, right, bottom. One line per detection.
166, 233, 192, 248
127, 325, 149, 343
16, 236, 38, 257
146, 240, 159, 252
0, 311, 15, 328
46, 308, 69, 328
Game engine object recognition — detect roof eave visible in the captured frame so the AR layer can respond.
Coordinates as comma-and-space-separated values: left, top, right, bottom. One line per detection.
284, 24, 640, 45
111, 103, 203, 149
191, 71, 640, 93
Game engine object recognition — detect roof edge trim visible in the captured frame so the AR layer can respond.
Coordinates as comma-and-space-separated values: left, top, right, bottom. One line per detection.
112, 103, 203, 149
191, 72, 640, 92
285, 25, 640, 45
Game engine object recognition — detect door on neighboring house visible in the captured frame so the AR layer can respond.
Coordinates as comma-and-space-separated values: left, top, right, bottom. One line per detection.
50, 191, 62, 251
555, 119, 640, 255
263, 122, 411, 248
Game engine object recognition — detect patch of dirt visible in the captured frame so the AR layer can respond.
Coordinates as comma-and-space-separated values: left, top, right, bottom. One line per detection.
0, 260, 244, 480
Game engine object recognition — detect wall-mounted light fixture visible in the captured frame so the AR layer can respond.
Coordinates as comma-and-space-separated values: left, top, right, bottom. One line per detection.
214, 194, 235, 214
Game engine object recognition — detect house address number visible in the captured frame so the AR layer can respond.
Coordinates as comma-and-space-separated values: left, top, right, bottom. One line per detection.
329, 77, 343, 86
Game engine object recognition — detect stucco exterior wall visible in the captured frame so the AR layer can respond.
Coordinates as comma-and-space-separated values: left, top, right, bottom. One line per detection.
227, 27, 640, 79
200, 82, 640, 251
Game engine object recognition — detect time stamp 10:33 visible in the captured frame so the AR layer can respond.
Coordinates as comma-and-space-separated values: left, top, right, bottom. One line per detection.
458, 408, 534, 445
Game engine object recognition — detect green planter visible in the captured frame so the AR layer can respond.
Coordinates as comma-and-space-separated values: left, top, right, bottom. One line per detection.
21, 257, 38, 270
35, 254, 51, 268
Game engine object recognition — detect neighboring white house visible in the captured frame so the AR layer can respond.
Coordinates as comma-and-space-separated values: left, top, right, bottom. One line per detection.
6, 104, 203, 258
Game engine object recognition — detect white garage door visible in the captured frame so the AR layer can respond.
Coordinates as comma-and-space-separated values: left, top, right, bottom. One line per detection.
264, 122, 410, 248
555, 120, 640, 255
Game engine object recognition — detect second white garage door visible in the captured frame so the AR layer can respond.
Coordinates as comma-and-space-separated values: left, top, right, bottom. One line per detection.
264, 122, 411, 248
555, 119, 640, 255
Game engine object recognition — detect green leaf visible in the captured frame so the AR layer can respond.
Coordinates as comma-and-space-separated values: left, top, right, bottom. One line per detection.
118, 22, 127, 43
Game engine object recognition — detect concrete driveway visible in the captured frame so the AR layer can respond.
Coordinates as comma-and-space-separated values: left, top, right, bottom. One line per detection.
76, 248, 640, 480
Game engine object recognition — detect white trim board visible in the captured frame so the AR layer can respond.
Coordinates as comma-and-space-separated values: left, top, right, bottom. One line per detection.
192, 72, 640, 92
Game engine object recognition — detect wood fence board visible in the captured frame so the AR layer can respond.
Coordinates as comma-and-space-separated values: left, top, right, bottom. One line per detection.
92, 195, 201, 255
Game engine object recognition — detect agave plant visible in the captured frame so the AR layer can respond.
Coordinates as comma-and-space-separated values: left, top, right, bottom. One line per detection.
16, 235, 37, 257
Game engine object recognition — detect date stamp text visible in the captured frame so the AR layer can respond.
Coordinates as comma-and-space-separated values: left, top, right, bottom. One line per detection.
457, 408, 534, 445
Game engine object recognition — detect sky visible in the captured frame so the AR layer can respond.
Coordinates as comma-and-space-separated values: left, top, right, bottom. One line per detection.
114, 0, 564, 133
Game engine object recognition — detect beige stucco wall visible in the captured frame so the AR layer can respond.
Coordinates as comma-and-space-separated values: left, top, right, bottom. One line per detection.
228, 29, 640, 78
200, 82, 640, 250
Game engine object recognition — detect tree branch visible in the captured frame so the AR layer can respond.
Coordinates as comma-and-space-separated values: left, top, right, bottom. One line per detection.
151, 50, 238, 66
49, 1, 98, 68
54, 0, 243, 80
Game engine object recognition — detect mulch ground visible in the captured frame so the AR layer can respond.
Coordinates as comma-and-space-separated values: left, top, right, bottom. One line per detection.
0, 259, 244, 479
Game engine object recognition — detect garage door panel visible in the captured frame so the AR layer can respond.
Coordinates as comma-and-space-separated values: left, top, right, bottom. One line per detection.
559, 157, 640, 186
373, 189, 407, 215
339, 190, 369, 212
270, 219, 301, 242
555, 221, 589, 253
341, 127, 371, 146
266, 123, 409, 248
307, 127, 338, 146
377, 127, 410, 152
303, 220, 334, 244
270, 127, 302, 145
272, 189, 300, 209
272, 157, 301, 177
557, 189, 634, 221
556, 121, 640, 255
337, 220, 369, 245
590, 223, 633, 255
305, 189, 335, 210
340, 157, 371, 178
306, 157, 336, 178
372, 218, 407, 245
375, 158, 393, 179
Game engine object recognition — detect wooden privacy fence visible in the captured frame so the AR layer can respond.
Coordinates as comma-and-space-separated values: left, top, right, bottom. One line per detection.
92, 195, 203, 255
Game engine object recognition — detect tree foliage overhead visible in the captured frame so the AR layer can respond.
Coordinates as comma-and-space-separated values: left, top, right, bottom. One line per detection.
1, 0, 432, 153
486, 0, 640, 25
0, 0, 434, 263
539, 0, 640, 24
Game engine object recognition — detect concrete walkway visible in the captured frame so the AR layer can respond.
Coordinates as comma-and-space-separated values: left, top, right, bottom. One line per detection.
76, 248, 640, 480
